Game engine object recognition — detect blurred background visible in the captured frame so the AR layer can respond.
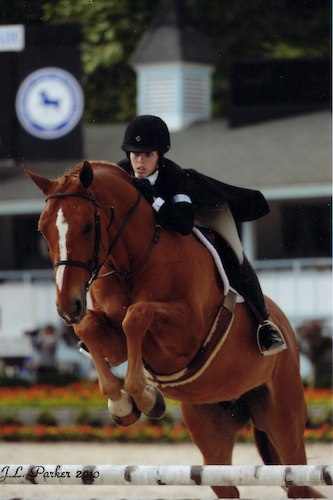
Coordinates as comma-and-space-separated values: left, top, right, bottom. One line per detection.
0, 0, 331, 388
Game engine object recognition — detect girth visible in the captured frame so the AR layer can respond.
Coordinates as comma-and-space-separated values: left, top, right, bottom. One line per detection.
144, 290, 237, 388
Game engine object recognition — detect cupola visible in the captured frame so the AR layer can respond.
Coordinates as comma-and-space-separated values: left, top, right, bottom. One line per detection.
129, 0, 217, 131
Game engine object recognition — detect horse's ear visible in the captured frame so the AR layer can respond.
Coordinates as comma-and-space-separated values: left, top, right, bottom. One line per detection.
79, 161, 94, 189
23, 165, 52, 195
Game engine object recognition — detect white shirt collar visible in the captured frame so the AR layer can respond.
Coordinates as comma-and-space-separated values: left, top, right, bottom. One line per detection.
134, 169, 159, 185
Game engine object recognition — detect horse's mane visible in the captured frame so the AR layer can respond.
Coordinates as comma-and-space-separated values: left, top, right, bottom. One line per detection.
66, 160, 132, 184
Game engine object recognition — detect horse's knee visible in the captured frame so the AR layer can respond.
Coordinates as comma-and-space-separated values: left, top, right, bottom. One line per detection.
73, 309, 100, 339
123, 302, 154, 336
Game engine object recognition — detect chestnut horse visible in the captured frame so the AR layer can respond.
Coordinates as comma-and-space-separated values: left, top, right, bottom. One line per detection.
25, 160, 324, 499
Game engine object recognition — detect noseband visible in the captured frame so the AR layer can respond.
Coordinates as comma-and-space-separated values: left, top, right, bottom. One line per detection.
45, 189, 143, 291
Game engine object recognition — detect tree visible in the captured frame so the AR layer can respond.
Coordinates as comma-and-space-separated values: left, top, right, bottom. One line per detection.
2, 0, 330, 122
186, 0, 330, 115
42, 0, 153, 122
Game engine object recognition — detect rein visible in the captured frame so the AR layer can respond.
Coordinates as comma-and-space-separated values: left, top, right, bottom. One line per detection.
107, 190, 141, 255
100, 223, 162, 282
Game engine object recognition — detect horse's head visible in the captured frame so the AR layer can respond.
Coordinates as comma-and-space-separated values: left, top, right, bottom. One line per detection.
25, 161, 114, 324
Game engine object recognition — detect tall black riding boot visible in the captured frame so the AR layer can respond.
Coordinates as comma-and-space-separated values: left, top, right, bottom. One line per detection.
232, 256, 287, 356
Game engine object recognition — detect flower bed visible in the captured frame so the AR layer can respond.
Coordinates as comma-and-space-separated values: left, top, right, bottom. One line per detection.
0, 421, 331, 443
0, 382, 331, 442
0, 382, 104, 409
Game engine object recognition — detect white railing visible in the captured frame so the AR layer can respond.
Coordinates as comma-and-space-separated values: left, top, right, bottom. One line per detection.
0, 269, 52, 282
0, 258, 331, 330
0, 258, 330, 282
255, 258, 332, 326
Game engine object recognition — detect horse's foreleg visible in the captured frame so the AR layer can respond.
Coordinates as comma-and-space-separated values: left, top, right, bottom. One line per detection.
74, 311, 123, 399
121, 302, 166, 418
74, 310, 140, 425
87, 347, 121, 399
83, 346, 142, 425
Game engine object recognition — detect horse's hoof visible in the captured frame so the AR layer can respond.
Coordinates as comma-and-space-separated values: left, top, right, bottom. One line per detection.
144, 385, 166, 420
110, 406, 141, 426
108, 390, 141, 427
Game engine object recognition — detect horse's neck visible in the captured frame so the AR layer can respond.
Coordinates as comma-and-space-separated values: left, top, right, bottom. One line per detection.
105, 194, 157, 271
90, 166, 159, 271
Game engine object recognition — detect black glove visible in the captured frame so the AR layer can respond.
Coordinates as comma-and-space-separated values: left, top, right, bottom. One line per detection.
134, 178, 154, 204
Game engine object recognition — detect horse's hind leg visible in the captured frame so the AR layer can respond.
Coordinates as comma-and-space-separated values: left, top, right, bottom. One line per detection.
253, 427, 326, 498
253, 427, 282, 464
181, 399, 251, 499
246, 379, 325, 498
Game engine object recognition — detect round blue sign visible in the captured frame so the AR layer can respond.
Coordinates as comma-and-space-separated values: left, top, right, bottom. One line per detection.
15, 67, 84, 140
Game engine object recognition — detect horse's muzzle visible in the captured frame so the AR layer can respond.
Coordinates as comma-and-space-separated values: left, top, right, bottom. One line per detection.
57, 294, 87, 325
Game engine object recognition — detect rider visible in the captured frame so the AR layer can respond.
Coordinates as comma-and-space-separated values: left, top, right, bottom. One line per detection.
118, 114, 287, 356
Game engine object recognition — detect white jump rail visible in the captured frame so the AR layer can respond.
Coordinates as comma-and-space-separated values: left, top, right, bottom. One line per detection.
0, 464, 332, 487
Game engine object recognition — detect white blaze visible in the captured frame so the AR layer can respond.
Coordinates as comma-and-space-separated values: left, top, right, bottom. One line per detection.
56, 207, 68, 292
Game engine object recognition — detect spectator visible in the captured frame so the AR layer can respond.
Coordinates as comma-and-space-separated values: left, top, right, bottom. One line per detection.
297, 319, 332, 388
27, 324, 59, 382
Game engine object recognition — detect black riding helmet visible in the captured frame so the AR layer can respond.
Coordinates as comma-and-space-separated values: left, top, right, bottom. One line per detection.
121, 115, 171, 155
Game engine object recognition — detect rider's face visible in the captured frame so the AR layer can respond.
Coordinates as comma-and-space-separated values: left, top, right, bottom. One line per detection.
130, 151, 159, 178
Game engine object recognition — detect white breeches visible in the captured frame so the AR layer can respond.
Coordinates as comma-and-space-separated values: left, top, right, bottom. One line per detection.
194, 203, 244, 264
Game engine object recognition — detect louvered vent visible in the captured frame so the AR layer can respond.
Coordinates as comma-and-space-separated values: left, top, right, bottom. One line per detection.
143, 76, 176, 112
135, 64, 212, 130
184, 77, 206, 112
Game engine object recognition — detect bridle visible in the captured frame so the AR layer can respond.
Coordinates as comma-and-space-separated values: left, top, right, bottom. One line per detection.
45, 191, 108, 290
45, 189, 146, 290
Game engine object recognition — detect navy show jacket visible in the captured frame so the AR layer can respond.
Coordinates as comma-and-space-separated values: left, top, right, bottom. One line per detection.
118, 157, 269, 235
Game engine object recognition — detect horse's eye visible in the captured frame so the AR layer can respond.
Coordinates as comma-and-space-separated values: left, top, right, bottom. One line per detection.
83, 223, 93, 235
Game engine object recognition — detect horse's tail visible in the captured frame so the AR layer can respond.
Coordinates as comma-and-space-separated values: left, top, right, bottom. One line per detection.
253, 427, 326, 498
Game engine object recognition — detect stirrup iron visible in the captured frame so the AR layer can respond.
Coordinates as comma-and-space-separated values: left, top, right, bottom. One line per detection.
257, 320, 287, 356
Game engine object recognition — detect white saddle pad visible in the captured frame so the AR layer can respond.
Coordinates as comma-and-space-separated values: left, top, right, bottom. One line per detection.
192, 227, 244, 303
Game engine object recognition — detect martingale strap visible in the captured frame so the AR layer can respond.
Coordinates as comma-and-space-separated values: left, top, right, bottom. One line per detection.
144, 290, 237, 388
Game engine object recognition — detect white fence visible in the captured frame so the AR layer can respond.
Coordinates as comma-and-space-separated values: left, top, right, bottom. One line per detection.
258, 264, 332, 326
0, 464, 331, 486
0, 259, 331, 359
